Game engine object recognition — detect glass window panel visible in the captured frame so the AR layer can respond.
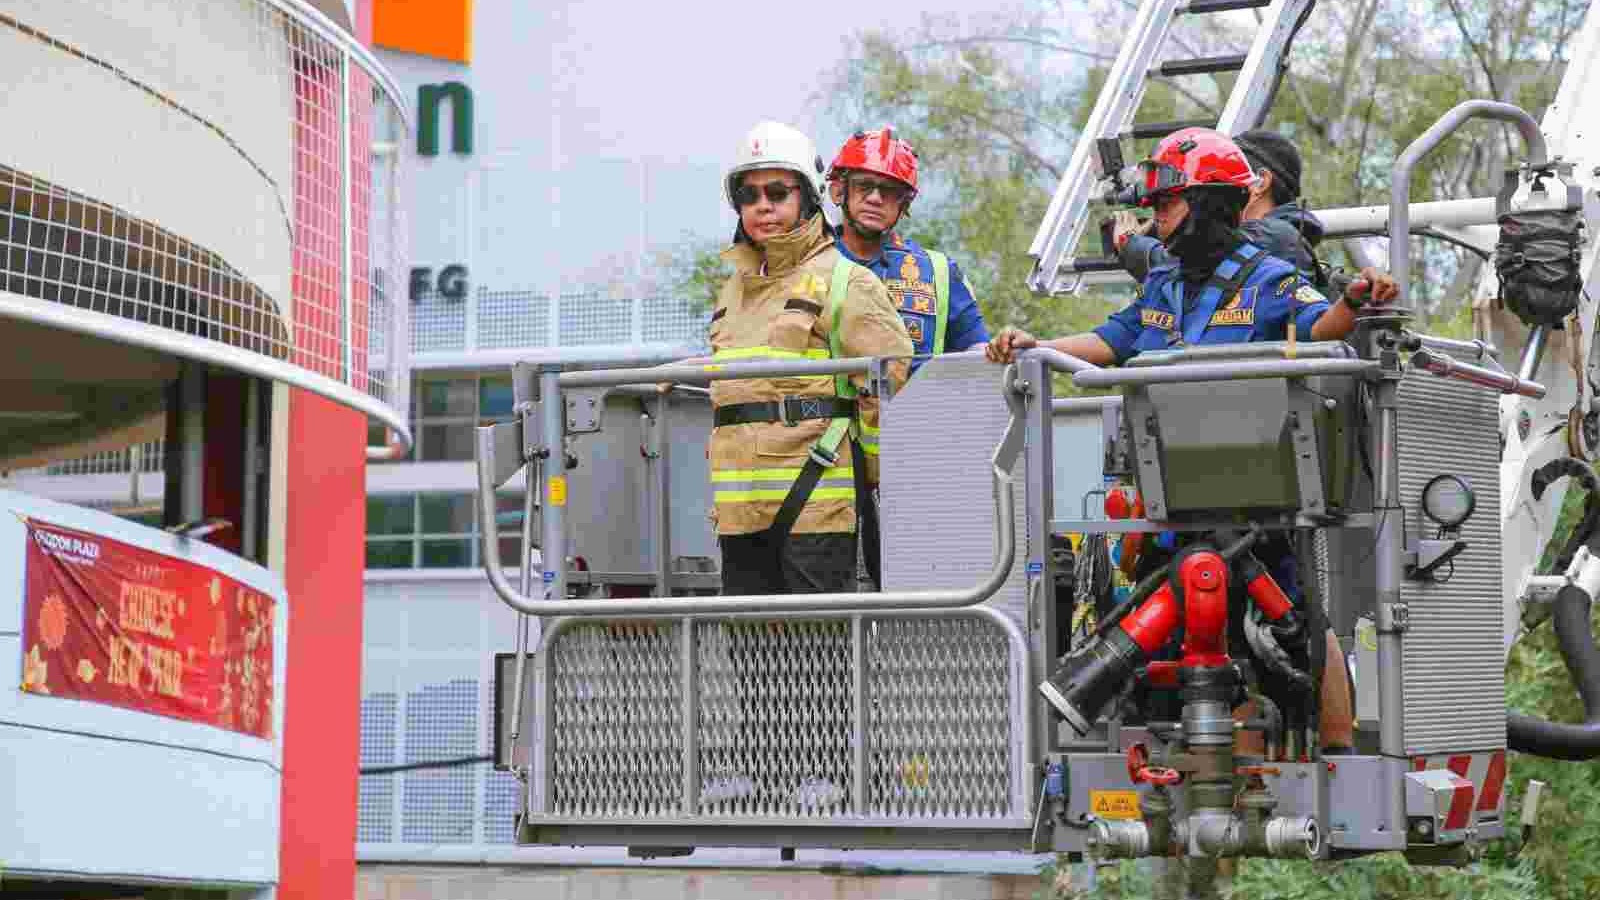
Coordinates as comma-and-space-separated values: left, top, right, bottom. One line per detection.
498, 536, 524, 568
419, 493, 474, 534
366, 540, 414, 569
494, 490, 528, 530
419, 423, 475, 462
419, 378, 476, 417
421, 538, 471, 568
367, 495, 415, 536
479, 376, 515, 420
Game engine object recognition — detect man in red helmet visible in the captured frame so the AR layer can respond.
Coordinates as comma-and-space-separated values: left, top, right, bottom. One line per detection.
827, 128, 991, 374
989, 127, 1386, 754
827, 127, 992, 590
988, 127, 1393, 366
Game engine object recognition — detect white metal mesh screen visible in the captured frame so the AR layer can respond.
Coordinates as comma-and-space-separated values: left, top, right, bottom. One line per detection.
642, 297, 707, 345
531, 614, 1021, 826
410, 292, 467, 353
549, 622, 684, 818
20, 441, 166, 477
479, 289, 550, 349
866, 618, 1012, 819
696, 621, 852, 818
358, 691, 398, 844
400, 678, 478, 844
0, 163, 291, 357
357, 604, 1023, 848
0, 3, 409, 414
558, 293, 631, 346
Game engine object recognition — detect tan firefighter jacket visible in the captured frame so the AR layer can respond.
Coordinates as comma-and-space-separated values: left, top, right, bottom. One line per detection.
708, 214, 912, 537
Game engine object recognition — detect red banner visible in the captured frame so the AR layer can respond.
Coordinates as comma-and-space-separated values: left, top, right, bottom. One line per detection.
19, 518, 275, 738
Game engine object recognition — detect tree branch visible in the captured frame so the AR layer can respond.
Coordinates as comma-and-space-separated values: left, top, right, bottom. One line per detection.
894, 94, 1064, 180
1442, 0, 1502, 98
904, 34, 1115, 62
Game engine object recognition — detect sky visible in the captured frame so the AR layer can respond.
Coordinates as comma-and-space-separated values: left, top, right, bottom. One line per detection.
380, 0, 1039, 294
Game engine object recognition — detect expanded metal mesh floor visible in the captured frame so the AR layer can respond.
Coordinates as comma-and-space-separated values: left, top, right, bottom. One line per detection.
537, 614, 1020, 825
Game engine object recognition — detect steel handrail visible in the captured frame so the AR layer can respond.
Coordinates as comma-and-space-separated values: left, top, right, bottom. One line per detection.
476, 354, 1028, 616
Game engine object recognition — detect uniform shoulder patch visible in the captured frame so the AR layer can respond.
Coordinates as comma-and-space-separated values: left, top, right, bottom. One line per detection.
1293, 284, 1326, 306
1276, 274, 1297, 295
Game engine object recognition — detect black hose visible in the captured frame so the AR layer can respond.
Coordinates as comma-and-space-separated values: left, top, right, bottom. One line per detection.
1507, 579, 1600, 759
1508, 460, 1600, 759
361, 755, 494, 776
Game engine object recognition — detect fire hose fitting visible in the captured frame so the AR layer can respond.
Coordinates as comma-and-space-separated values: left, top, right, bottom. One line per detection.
1086, 818, 1150, 860
1039, 582, 1179, 734
1091, 811, 1318, 861
1264, 816, 1322, 859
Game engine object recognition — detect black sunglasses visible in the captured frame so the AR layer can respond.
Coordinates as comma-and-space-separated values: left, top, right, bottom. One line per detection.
848, 174, 910, 203
734, 181, 802, 207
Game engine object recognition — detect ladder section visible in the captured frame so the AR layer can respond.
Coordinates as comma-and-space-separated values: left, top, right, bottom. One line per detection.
1027, 0, 1316, 295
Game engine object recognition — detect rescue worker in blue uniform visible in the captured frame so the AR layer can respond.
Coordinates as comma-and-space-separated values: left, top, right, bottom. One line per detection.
989, 128, 1397, 753
827, 128, 992, 591
827, 128, 990, 372
987, 127, 1393, 365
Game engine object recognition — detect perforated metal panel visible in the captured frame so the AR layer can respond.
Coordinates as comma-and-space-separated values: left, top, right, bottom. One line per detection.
478, 289, 549, 349
878, 355, 1028, 626
558, 293, 631, 346
401, 678, 478, 844
357, 692, 398, 844
529, 611, 1026, 828
411, 294, 467, 353
1397, 370, 1505, 754
642, 297, 708, 346
482, 695, 522, 845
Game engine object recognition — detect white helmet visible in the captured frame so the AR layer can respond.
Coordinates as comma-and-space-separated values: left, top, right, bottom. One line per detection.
723, 121, 827, 210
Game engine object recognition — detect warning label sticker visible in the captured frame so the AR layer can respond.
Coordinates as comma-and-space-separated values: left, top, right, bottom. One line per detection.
1090, 790, 1142, 820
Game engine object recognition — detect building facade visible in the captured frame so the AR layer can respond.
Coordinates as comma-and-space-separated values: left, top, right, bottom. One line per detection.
0, 1, 409, 897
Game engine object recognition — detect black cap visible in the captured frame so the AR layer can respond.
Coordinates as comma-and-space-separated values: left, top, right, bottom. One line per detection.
1233, 129, 1301, 201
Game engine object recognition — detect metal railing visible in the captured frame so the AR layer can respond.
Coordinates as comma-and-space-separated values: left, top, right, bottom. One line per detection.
475, 350, 1038, 617
526, 608, 1032, 830
408, 289, 707, 357
0, 1, 411, 442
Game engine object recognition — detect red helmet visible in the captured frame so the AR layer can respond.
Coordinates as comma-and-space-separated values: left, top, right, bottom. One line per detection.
828, 127, 919, 193
1131, 127, 1255, 207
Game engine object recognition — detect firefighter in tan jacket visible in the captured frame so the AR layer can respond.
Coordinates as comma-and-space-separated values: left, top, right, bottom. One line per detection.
711, 121, 913, 595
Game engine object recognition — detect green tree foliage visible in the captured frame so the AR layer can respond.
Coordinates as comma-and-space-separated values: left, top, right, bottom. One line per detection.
654, 232, 730, 317
826, 10, 1124, 340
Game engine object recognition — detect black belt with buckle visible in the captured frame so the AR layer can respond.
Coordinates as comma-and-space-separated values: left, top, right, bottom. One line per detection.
714, 396, 855, 427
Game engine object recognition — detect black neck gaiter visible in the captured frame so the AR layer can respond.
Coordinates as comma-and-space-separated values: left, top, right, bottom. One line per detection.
1164, 188, 1247, 294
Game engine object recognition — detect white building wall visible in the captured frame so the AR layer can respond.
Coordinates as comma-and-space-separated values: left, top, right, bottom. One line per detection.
0, 1, 295, 307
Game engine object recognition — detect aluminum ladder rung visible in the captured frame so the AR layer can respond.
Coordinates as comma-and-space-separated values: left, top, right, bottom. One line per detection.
1124, 117, 1217, 141
1154, 53, 1249, 77
1027, 0, 1316, 297
1181, 0, 1273, 13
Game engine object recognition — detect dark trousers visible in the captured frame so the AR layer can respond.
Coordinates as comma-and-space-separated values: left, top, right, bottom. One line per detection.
719, 531, 856, 595
852, 439, 882, 591
858, 488, 882, 591
717, 529, 855, 802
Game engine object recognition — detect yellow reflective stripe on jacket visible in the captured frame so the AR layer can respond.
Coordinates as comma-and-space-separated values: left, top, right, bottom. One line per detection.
713, 465, 856, 503
711, 346, 830, 361
714, 487, 857, 502
856, 421, 880, 456
711, 467, 855, 482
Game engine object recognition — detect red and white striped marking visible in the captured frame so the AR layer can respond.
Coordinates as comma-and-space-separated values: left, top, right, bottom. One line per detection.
1411, 750, 1507, 829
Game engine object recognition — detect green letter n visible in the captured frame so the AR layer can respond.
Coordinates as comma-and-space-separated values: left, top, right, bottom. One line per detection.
417, 82, 473, 157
